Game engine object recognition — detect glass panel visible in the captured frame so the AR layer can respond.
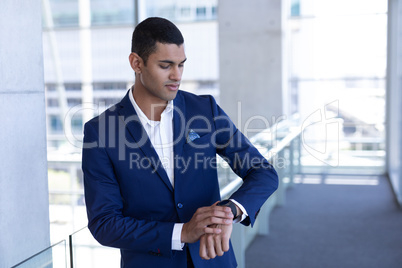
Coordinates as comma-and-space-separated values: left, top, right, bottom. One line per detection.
293, 0, 387, 17
48, 0, 79, 27
12, 240, 67, 268
288, 2, 387, 174
289, 15, 387, 79
46, 0, 136, 28
219, 116, 302, 199
91, 0, 135, 25
48, 161, 87, 246
145, 0, 217, 22
70, 227, 120, 267
196, 7, 207, 18
297, 84, 385, 174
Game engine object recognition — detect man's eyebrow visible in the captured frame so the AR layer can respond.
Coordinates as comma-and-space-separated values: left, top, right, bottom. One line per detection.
159, 58, 187, 64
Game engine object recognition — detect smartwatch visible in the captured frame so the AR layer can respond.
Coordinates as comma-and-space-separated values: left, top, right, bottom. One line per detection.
217, 200, 237, 219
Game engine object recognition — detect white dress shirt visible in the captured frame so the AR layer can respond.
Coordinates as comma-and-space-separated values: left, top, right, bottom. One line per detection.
129, 90, 175, 186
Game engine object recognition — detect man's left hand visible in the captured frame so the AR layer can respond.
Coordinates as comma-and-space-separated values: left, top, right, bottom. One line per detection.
199, 222, 233, 260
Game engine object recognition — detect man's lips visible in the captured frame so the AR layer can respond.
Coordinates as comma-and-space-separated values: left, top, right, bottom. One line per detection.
166, 83, 180, 91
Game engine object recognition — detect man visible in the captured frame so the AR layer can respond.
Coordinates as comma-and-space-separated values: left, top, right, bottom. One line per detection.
82, 17, 278, 268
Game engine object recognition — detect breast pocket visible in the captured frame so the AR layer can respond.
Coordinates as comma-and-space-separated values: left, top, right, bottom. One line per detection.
182, 133, 214, 152
181, 134, 217, 176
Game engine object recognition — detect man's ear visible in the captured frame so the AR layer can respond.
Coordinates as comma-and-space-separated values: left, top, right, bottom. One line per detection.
129, 53, 142, 73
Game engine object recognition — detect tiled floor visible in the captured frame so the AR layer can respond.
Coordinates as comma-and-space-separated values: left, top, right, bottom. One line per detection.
245, 175, 402, 268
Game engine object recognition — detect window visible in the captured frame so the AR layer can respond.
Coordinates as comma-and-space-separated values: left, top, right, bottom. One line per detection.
288, 0, 387, 173
196, 7, 207, 19
91, 0, 135, 25
47, 0, 79, 27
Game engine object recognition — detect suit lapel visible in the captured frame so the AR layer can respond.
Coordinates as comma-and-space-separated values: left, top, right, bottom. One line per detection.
117, 90, 173, 192
173, 92, 186, 166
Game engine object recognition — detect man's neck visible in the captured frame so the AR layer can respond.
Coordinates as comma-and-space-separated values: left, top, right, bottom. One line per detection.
131, 87, 167, 121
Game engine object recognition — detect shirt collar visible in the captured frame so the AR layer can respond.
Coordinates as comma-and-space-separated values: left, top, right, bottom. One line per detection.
129, 88, 174, 126
164, 99, 174, 117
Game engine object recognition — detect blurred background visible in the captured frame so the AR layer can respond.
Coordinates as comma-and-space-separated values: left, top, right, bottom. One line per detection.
2, 0, 401, 267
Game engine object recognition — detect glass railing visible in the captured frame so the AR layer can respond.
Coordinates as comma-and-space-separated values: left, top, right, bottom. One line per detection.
69, 227, 120, 268
11, 240, 67, 268
227, 117, 302, 268
219, 115, 302, 200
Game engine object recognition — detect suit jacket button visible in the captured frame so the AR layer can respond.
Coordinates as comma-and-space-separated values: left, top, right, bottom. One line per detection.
177, 203, 183, 209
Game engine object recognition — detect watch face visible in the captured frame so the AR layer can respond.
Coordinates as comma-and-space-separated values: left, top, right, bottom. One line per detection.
218, 200, 231, 206
218, 200, 237, 219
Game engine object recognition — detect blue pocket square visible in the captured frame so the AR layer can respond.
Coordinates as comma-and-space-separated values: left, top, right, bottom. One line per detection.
187, 129, 200, 143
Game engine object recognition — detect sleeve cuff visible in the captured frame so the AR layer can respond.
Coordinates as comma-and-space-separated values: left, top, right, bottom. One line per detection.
172, 223, 185, 251
230, 199, 248, 223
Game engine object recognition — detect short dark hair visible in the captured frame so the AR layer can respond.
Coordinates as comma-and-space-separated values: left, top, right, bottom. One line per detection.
131, 17, 184, 64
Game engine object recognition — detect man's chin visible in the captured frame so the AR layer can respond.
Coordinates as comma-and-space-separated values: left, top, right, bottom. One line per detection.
165, 90, 179, 101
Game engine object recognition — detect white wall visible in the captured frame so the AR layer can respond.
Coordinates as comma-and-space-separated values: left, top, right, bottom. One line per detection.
0, 0, 51, 266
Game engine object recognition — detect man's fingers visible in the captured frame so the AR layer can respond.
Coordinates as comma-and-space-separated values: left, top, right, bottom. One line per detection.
203, 226, 222, 235
199, 215, 232, 228
220, 222, 233, 252
214, 233, 224, 256
183, 204, 233, 244
199, 235, 210, 260
196, 204, 233, 216
206, 234, 216, 259
195, 206, 233, 221
222, 234, 230, 252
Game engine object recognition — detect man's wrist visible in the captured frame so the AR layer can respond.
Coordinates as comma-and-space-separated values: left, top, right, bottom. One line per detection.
230, 199, 247, 222
217, 200, 237, 219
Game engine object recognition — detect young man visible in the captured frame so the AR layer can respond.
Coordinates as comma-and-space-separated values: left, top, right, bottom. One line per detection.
82, 17, 278, 268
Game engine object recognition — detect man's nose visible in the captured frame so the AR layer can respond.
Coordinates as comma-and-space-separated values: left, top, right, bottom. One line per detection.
169, 66, 182, 81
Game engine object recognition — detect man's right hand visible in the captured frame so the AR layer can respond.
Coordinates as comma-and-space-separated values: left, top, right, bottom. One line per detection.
181, 203, 233, 244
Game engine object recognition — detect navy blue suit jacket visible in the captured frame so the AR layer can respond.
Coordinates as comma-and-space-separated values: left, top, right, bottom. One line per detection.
82, 90, 278, 267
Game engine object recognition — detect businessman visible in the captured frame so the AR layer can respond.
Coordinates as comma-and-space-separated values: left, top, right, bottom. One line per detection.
82, 17, 278, 268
